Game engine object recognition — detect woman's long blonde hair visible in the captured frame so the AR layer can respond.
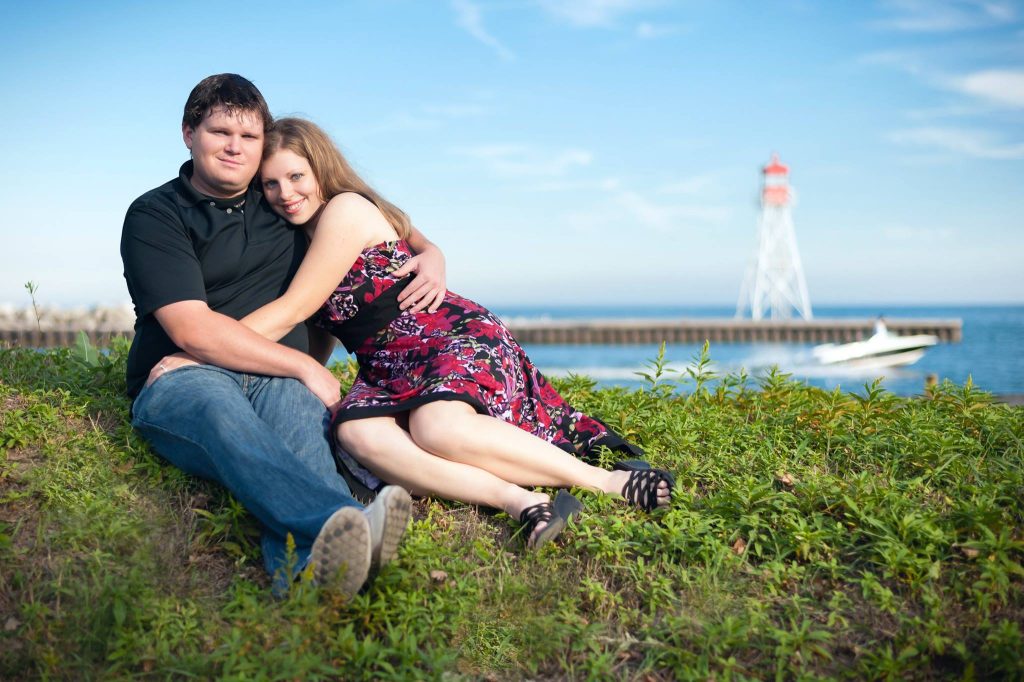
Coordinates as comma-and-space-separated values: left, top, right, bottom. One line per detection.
263, 117, 412, 239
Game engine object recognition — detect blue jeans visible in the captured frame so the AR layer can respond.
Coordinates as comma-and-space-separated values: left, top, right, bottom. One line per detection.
131, 364, 361, 583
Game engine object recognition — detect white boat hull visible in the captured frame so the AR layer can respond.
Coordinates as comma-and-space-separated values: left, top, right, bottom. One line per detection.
813, 331, 937, 369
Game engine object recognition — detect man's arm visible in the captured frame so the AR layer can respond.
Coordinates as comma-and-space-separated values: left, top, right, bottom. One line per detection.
154, 301, 341, 407
393, 225, 446, 313
123, 200, 341, 406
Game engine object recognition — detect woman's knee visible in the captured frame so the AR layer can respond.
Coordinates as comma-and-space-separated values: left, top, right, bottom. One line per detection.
335, 417, 402, 464
408, 400, 475, 454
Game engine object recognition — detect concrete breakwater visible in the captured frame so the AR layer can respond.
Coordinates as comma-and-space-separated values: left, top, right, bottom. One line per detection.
0, 305, 961, 347
505, 317, 962, 345
0, 304, 136, 347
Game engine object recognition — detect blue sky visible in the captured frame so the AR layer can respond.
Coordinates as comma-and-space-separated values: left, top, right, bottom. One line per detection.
1, 0, 1022, 309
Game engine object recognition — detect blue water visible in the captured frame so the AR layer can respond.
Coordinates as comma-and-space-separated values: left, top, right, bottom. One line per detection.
331, 305, 1024, 397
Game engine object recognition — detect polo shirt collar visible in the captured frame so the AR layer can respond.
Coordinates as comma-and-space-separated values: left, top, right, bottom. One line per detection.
174, 160, 260, 209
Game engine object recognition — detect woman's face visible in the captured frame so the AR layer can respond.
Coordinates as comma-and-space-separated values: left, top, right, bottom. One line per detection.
261, 148, 324, 224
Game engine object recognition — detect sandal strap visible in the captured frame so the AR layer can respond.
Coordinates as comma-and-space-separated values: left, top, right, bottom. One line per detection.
622, 469, 675, 511
519, 501, 554, 537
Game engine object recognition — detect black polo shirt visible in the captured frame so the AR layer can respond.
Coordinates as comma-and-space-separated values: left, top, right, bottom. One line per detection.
120, 161, 308, 398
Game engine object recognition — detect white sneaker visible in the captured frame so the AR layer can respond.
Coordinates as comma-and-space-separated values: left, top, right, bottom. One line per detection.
363, 486, 413, 571
309, 506, 371, 598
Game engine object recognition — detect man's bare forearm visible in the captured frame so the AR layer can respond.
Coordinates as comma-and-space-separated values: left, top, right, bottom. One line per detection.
158, 303, 322, 380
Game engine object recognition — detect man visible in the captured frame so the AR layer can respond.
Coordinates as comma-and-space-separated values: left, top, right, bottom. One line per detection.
121, 74, 445, 595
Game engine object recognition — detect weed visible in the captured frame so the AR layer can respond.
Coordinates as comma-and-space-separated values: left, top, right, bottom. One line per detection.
22, 282, 41, 333
0, 343, 1021, 679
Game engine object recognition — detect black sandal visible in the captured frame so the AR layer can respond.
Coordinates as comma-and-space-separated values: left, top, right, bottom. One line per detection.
621, 469, 675, 511
519, 490, 583, 549
613, 459, 651, 472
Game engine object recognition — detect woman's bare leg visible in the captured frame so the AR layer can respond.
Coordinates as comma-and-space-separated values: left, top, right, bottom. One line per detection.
406, 401, 670, 505
336, 415, 552, 529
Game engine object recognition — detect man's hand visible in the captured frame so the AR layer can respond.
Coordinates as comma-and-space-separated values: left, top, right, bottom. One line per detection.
145, 351, 202, 387
394, 245, 446, 313
298, 362, 343, 412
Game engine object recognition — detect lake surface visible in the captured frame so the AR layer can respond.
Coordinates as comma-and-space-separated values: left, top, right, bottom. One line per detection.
331, 305, 1024, 397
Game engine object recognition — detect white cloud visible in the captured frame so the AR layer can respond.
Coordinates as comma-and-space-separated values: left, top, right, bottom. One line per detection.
614, 189, 731, 230
359, 112, 440, 136
635, 21, 683, 39
858, 49, 926, 76
456, 144, 594, 177
881, 223, 956, 240
873, 0, 1017, 32
521, 178, 621, 192
565, 184, 732, 234
451, 0, 516, 61
862, 53, 1024, 110
537, 0, 664, 28
656, 173, 720, 196
905, 103, 991, 120
890, 126, 1024, 159
356, 100, 488, 136
422, 103, 488, 117
945, 68, 1024, 108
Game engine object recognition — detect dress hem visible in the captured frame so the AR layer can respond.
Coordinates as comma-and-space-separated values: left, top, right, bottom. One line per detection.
331, 391, 489, 429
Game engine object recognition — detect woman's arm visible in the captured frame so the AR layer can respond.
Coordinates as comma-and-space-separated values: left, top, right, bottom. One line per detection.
241, 193, 396, 341
393, 226, 446, 313
307, 323, 337, 366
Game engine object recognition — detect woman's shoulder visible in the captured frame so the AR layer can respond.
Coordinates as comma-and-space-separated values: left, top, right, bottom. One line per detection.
317, 192, 395, 246
323, 191, 380, 218
319, 192, 390, 230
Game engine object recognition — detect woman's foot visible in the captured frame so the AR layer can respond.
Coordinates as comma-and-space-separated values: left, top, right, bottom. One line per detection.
509, 490, 582, 549
605, 468, 674, 510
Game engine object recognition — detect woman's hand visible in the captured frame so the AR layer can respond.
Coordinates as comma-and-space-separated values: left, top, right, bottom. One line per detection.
145, 352, 201, 387
394, 244, 446, 313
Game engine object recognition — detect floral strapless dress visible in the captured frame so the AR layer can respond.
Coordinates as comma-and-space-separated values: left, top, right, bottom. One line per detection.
316, 240, 640, 487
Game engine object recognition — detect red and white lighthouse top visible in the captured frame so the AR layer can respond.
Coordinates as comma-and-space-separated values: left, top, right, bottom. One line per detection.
762, 154, 790, 206
763, 154, 789, 176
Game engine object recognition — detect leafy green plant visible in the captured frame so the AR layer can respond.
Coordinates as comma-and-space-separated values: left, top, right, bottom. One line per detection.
1, 342, 1021, 679
23, 281, 42, 333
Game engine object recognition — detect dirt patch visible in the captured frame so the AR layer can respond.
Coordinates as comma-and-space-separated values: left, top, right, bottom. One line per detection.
155, 487, 269, 594
1, 393, 29, 414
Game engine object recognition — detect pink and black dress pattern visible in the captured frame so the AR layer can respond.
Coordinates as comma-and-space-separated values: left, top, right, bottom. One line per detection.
315, 240, 641, 463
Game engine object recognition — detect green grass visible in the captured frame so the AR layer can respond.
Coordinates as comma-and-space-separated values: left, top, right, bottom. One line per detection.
1, 340, 1021, 680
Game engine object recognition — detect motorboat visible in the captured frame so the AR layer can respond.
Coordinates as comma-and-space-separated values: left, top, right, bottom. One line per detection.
812, 319, 937, 369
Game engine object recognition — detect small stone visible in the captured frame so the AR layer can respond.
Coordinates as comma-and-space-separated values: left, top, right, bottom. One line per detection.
429, 569, 448, 583
4, 617, 20, 632
732, 538, 747, 555
777, 473, 795, 487
960, 546, 980, 559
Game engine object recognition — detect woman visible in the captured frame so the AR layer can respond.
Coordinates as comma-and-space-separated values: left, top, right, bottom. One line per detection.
244, 118, 674, 548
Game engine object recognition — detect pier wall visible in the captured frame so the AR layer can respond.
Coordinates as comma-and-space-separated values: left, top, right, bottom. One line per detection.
505, 318, 962, 345
0, 311, 961, 348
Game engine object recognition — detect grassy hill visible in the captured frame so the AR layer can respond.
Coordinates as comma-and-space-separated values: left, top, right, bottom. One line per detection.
1, 341, 1022, 680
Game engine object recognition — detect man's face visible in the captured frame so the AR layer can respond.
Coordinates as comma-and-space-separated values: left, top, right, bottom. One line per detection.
182, 106, 264, 198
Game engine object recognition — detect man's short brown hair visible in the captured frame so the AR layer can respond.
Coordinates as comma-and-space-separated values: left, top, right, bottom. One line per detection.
182, 73, 273, 132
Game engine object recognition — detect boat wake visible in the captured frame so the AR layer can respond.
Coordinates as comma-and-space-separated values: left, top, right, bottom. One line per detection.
538, 345, 920, 385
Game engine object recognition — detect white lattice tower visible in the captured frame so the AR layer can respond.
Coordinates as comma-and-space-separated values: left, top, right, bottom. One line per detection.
736, 154, 813, 320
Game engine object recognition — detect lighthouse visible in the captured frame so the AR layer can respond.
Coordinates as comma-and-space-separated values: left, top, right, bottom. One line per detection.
736, 154, 813, 321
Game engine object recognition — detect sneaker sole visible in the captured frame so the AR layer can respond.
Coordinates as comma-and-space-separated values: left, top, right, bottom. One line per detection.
310, 506, 371, 598
371, 486, 413, 569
